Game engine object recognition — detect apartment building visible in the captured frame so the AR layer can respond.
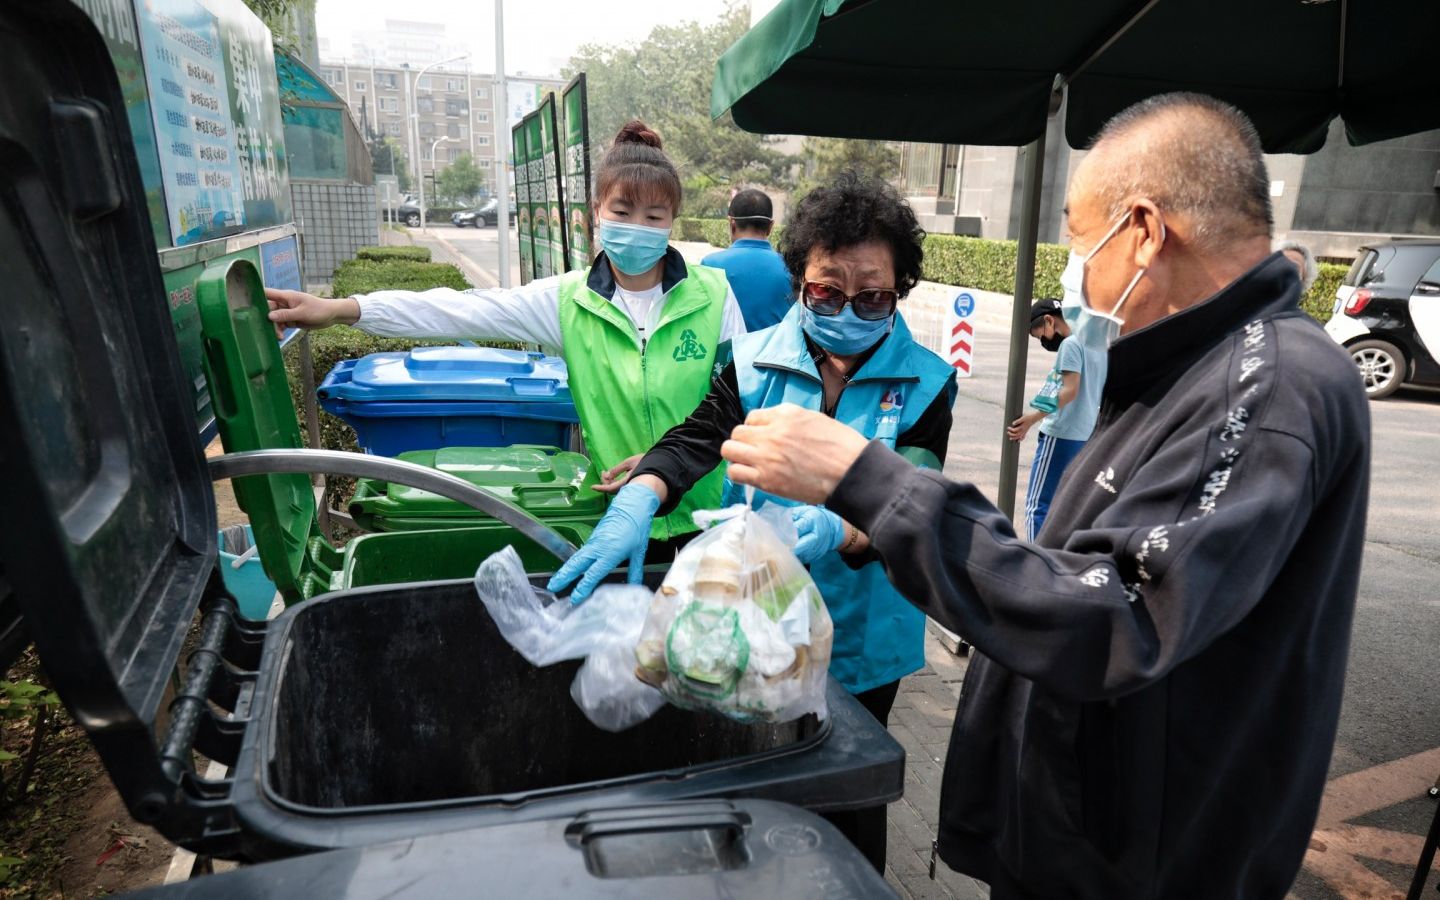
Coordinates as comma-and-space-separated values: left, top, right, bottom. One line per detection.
317, 59, 564, 191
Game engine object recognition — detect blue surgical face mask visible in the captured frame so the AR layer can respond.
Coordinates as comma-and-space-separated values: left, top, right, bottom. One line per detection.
1059, 210, 1165, 352
801, 305, 892, 356
598, 219, 671, 276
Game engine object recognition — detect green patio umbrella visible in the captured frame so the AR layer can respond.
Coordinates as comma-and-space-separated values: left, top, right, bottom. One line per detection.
713, 0, 1440, 516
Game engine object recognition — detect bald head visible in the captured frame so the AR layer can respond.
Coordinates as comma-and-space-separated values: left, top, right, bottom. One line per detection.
1073, 93, 1273, 252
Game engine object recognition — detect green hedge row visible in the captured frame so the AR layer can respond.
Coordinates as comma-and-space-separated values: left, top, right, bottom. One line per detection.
331, 259, 469, 298
685, 217, 1342, 322
355, 245, 432, 263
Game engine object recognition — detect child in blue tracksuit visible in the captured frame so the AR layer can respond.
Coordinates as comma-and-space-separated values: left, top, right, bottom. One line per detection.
1008, 298, 1107, 541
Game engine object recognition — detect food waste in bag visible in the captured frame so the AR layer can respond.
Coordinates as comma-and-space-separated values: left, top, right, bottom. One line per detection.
633, 505, 832, 723
474, 504, 833, 730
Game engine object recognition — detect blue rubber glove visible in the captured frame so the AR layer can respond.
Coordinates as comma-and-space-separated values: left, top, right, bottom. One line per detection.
791, 505, 847, 565
547, 481, 661, 604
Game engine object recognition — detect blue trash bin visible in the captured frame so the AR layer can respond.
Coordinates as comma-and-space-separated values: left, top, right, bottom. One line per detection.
317, 347, 579, 456
217, 525, 278, 621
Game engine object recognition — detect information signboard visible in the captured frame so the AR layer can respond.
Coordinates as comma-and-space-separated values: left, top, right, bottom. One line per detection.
512, 120, 534, 285
134, 0, 291, 247
525, 113, 549, 280
561, 75, 591, 272
537, 94, 568, 276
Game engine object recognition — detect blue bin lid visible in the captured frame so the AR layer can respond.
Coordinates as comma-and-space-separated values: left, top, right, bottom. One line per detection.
320, 347, 572, 404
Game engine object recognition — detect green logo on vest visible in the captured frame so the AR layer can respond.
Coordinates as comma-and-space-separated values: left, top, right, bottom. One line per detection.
672, 329, 708, 362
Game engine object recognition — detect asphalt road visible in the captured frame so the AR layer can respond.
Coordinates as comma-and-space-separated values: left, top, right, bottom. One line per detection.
420, 229, 1440, 898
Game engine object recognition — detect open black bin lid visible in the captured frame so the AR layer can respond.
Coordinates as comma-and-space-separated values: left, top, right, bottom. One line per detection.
129, 799, 899, 899
0, 0, 221, 831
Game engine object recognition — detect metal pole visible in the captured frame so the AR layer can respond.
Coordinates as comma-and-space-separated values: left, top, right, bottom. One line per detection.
494, 0, 511, 287
424, 137, 454, 232
996, 128, 1048, 520
412, 55, 469, 234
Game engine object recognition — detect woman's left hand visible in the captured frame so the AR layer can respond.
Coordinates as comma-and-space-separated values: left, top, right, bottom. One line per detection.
790, 505, 848, 565
594, 454, 645, 495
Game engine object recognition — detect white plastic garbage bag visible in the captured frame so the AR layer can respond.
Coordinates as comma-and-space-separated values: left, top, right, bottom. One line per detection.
474, 503, 832, 731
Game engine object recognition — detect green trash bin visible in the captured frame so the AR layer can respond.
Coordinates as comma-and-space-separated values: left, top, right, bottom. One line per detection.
196, 258, 582, 604
331, 523, 592, 591
348, 445, 608, 534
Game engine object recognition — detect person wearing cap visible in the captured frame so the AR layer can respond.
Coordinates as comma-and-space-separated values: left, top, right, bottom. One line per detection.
702, 189, 794, 331
1006, 297, 1107, 540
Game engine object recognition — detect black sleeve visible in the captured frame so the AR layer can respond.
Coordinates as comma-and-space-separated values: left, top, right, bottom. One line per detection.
895, 388, 953, 463
842, 387, 955, 568
827, 422, 1323, 701
629, 362, 744, 516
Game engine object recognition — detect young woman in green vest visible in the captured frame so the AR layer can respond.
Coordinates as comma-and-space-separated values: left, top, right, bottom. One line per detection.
266, 120, 746, 559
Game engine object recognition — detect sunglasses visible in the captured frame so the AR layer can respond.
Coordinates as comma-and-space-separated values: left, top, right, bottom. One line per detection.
801, 281, 899, 321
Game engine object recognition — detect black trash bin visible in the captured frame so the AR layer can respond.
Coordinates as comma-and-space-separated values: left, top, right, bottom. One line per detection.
0, 2, 906, 864
129, 800, 899, 899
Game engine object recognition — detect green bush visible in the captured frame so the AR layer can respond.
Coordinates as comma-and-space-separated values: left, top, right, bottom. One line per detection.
700, 219, 731, 249
356, 245, 432, 263
920, 235, 1068, 299
1304, 262, 1346, 322
331, 259, 470, 298
674, 218, 707, 242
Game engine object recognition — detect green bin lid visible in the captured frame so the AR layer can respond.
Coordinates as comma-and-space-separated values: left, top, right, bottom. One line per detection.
349, 445, 605, 522
195, 258, 314, 602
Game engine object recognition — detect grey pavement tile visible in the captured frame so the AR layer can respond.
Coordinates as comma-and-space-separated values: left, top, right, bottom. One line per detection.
889, 797, 939, 855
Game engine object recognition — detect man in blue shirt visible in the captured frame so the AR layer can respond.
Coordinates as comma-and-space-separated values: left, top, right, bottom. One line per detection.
1007, 298, 1108, 540
702, 189, 794, 331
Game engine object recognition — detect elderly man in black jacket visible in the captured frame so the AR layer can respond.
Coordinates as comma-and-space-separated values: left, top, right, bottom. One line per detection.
721, 92, 1371, 900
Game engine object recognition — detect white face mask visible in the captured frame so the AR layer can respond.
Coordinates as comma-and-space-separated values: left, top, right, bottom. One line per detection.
1060, 210, 1165, 351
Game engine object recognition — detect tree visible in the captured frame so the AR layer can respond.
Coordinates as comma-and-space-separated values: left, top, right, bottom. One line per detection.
563, 3, 795, 204
794, 138, 901, 200
369, 136, 410, 192
435, 153, 486, 205
242, 0, 314, 52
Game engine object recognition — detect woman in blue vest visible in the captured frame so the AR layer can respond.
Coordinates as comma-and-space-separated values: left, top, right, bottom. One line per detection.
550, 172, 957, 872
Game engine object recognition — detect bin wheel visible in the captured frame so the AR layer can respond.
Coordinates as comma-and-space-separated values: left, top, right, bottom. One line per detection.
1429, 786, 1438, 799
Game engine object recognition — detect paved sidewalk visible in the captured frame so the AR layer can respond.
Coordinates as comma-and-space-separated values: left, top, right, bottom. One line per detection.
884, 630, 990, 899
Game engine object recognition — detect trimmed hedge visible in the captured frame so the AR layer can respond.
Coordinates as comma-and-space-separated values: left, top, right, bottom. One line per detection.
921, 235, 1069, 300
331, 259, 469, 298
356, 245, 432, 263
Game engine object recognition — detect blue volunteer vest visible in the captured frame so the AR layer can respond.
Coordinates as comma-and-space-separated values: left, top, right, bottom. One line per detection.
727, 304, 957, 694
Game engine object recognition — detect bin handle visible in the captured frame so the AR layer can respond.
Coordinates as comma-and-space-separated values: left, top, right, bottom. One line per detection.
207, 449, 578, 563
563, 804, 752, 845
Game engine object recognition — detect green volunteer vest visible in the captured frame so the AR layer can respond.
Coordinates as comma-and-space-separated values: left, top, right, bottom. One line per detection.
558, 263, 728, 541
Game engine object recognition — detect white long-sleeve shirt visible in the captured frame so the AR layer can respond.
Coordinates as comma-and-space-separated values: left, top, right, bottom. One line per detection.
355, 273, 747, 354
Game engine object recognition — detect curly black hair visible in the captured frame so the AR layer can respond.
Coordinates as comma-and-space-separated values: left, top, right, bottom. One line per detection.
779, 171, 925, 297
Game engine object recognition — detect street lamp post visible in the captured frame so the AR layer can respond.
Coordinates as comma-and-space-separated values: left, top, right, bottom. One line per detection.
493, 0, 511, 287
409, 53, 469, 230
423, 136, 457, 232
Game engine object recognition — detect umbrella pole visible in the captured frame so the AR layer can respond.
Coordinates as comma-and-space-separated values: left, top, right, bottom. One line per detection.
997, 129, 1048, 520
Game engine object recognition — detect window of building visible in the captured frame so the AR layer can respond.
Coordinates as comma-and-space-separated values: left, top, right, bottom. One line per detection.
474, 86, 489, 99
417, 97, 434, 114
376, 72, 398, 89
420, 122, 436, 137
445, 99, 468, 117
476, 111, 490, 124
477, 135, 491, 147
324, 69, 342, 85
418, 76, 433, 91
353, 80, 367, 92
447, 124, 463, 139
385, 122, 402, 136
378, 97, 398, 112
477, 158, 491, 168
446, 78, 463, 92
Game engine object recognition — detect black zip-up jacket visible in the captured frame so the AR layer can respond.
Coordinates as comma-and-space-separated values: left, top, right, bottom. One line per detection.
826, 254, 1371, 899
